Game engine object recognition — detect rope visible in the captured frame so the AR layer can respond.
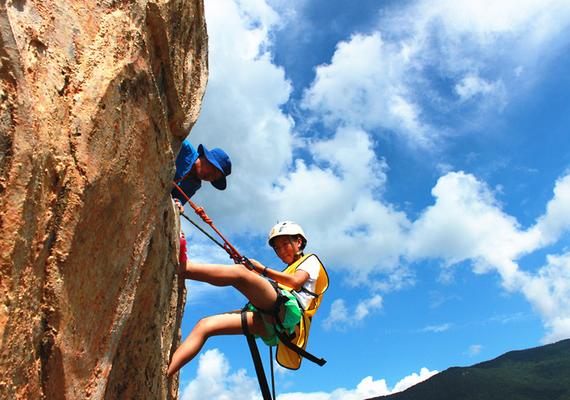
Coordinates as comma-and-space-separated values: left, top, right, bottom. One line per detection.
269, 346, 276, 400
173, 181, 255, 269
180, 212, 226, 251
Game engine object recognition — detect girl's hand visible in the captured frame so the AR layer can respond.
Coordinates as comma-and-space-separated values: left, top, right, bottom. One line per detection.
247, 258, 265, 273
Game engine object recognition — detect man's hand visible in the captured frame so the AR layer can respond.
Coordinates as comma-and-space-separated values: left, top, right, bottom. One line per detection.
173, 198, 184, 214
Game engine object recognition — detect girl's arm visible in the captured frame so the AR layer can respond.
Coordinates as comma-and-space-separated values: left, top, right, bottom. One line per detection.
247, 259, 309, 291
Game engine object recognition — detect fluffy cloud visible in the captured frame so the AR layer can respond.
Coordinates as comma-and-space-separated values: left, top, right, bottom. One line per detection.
301, 33, 430, 146
181, 349, 437, 400
391, 367, 439, 394
530, 174, 570, 245
422, 323, 453, 333
183, 0, 570, 343
322, 295, 383, 331
455, 74, 506, 107
406, 172, 535, 279
181, 349, 261, 400
410, 0, 570, 41
302, 0, 570, 146
518, 252, 570, 343
278, 368, 438, 399
406, 171, 570, 342
467, 344, 483, 357
267, 127, 411, 283
188, 0, 294, 228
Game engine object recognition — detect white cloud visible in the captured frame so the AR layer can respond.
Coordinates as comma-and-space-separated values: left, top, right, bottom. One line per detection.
415, 0, 570, 42
422, 323, 453, 333
188, 0, 294, 228
391, 367, 439, 394
467, 344, 483, 356
182, 0, 414, 301
530, 174, 570, 245
302, 32, 430, 146
278, 368, 438, 399
455, 74, 506, 107
406, 171, 570, 342
489, 312, 527, 325
322, 295, 383, 331
268, 127, 412, 284
181, 349, 262, 400
277, 375, 391, 400
181, 223, 237, 265
429, 291, 461, 309
301, 0, 570, 146
321, 298, 348, 331
406, 172, 533, 273
182, 349, 437, 400
518, 252, 570, 343
355, 295, 383, 321
185, 0, 570, 344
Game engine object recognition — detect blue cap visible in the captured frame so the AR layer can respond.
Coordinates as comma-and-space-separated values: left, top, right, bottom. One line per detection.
198, 144, 232, 190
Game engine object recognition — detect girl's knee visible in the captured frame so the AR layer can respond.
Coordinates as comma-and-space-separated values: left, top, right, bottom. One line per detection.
233, 265, 251, 284
183, 261, 204, 278
194, 316, 218, 337
181, 261, 192, 278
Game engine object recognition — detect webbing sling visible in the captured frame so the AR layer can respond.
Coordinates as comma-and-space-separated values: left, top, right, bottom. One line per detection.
241, 308, 273, 400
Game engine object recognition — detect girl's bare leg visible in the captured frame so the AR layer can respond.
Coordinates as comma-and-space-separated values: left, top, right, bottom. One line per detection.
167, 310, 266, 377
182, 262, 278, 311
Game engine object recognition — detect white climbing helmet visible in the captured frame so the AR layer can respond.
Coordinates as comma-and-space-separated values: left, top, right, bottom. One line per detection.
268, 221, 307, 249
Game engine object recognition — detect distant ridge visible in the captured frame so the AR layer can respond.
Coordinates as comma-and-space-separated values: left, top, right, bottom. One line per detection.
369, 339, 570, 400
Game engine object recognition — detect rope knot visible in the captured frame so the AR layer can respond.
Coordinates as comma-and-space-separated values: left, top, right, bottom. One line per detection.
195, 207, 213, 224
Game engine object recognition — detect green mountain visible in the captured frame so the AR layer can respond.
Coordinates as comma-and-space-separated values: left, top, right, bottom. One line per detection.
369, 339, 570, 400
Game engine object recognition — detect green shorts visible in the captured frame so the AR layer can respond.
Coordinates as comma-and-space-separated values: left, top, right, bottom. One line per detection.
246, 289, 302, 346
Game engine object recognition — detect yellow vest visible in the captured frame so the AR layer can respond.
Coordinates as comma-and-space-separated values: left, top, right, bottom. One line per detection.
276, 254, 329, 370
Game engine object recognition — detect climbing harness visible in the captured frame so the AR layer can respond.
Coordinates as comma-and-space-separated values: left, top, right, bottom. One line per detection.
172, 182, 328, 400
240, 254, 328, 400
267, 254, 328, 369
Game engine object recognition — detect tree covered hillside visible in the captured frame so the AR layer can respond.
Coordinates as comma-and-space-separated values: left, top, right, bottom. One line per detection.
370, 339, 570, 400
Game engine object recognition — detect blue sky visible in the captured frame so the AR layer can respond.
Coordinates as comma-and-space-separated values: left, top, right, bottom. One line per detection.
176, 0, 570, 398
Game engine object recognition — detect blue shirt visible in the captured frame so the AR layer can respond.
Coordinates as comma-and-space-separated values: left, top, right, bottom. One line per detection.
172, 140, 201, 204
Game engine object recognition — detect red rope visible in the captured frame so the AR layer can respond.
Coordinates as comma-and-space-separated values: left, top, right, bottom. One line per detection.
173, 181, 244, 264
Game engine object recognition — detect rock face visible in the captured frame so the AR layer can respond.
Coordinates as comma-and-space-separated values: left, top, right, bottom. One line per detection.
0, 1, 208, 399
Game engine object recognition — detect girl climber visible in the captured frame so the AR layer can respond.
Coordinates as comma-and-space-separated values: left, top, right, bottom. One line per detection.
166, 221, 328, 377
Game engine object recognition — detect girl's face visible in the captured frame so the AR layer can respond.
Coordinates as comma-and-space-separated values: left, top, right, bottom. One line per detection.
272, 235, 302, 264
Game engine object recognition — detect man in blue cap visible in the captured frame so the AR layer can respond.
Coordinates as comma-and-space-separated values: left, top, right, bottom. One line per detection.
172, 140, 232, 205
172, 139, 232, 265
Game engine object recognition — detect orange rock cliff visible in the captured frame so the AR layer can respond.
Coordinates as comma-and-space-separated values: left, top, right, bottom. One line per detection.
0, 1, 207, 398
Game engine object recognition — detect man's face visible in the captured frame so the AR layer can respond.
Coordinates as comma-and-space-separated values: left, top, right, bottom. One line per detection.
196, 156, 223, 182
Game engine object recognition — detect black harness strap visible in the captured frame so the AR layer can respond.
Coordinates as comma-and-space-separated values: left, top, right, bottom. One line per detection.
275, 328, 327, 366
241, 308, 273, 400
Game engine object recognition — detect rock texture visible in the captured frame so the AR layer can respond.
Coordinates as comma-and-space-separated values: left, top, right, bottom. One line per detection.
0, 0, 208, 399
